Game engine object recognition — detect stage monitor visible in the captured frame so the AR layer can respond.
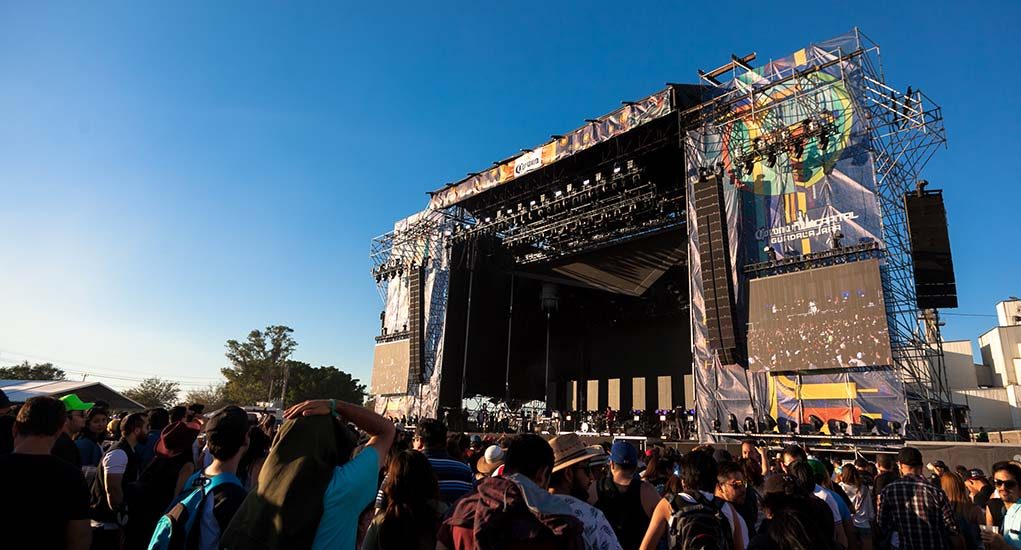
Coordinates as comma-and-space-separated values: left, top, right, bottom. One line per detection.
371, 339, 411, 395
747, 259, 893, 372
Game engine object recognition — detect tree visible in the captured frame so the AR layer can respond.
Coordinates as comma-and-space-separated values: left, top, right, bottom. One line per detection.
123, 377, 180, 409
0, 361, 66, 381
182, 383, 231, 411
222, 325, 297, 405
282, 361, 366, 406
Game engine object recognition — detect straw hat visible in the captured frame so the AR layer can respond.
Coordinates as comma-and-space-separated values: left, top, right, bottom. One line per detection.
550, 433, 606, 473
477, 445, 505, 475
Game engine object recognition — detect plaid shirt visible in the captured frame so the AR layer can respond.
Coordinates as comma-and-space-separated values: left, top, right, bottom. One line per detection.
877, 474, 958, 550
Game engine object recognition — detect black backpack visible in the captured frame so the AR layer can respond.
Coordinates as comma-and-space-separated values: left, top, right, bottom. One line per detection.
666, 491, 734, 550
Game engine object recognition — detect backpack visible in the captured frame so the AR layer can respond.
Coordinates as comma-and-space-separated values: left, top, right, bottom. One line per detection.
666, 492, 733, 550
148, 472, 242, 550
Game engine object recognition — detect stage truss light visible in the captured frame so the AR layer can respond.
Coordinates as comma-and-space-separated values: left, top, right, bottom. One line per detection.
827, 418, 849, 435
727, 413, 739, 433
760, 414, 778, 432
743, 416, 756, 433
859, 415, 877, 434
808, 415, 825, 434
765, 153, 777, 168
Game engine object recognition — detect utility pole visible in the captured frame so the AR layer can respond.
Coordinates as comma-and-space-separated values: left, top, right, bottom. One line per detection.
279, 360, 290, 407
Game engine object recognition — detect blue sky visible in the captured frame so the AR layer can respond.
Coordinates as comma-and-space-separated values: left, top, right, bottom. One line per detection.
1, 2, 1017, 393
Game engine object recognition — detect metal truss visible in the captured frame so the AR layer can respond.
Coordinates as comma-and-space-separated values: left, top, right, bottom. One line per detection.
369, 208, 458, 301
684, 29, 951, 440
852, 30, 952, 439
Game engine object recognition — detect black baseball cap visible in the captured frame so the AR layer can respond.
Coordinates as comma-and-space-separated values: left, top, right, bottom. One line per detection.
205, 406, 248, 449
968, 468, 987, 480
896, 446, 923, 467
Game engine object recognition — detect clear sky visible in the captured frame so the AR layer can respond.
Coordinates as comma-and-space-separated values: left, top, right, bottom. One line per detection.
1, 1, 1018, 393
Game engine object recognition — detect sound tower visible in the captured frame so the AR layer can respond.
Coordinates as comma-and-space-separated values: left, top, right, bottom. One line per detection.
408, 264, 425, 383
904, 189, 957, 309
694, 175, 740, 364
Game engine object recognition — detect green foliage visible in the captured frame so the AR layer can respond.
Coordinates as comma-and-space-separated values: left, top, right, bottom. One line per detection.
0, 361, 67, 381
182, 383, 231, 411
283, 361, 366, 405
123, 377, 180, 408
221, 325, 297, 405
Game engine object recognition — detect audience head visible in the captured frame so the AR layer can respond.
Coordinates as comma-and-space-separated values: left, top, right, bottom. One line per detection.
121, 412, 148, 442
993, 461, 1021, 504
716, 461, 747, 504
940, 471, 971, 516
205, 406, 249, 461
13, 396, 66, 442
839, 463, 860, 487
58, 394, 92, 435
414, 418, 447, 451
147, 407, 170, 432
609, 440, 639, 475
680, 449, 718, 493
781, 445, 807, 471
549, 434, 604, 500
169, 405, 187, 423
877, 453, 895, 472
896, 446, 923, 475
739, 457, 764, 489
965, 468, 990, 494
82, 407, 109, 441
503, 433, 554, 488
786, 459, 817, 496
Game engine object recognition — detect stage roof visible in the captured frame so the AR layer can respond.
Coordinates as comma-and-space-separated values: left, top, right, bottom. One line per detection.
0, 379, 145, 411
427, 84, 706, 211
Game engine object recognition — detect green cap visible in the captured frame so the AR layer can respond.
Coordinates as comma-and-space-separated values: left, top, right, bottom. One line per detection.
807, 458, 828, 480
60, 394, 94, 412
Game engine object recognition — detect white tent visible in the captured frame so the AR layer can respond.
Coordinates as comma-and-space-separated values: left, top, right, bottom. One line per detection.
0, 379, 145, 410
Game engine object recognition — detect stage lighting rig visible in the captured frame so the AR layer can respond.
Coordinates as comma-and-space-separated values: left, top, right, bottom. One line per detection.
727, 414, 739, 433
806, 415, 825, 434
743, 416, 756, 433
827, 418, 849, 435
760, 414, 778, 433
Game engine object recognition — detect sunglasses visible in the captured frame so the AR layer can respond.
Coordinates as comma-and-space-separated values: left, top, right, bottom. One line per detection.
994, 479, 1018, 489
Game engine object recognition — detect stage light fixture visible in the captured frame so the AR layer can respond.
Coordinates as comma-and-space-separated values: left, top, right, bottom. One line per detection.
791, 139, 805, 159
613, 164, 621, 174
819, 133, 830, 151
743, 416, 756, 433
766, 153, 777, 168
760, 415, 778, 433
859, 415, 877, 434
742, 157, 754, 174
727, 414, 739, 433
827, 418, 849, 435
712, 418, 721, 432
891, 421, 902, 433
808, 415, 825, 434
583, 179, 590, 186
554, 190, 563, 198
530, 200, 537, 207
715, 161, 725, 179
484, 217, 491, 223
595, 172, 603, 182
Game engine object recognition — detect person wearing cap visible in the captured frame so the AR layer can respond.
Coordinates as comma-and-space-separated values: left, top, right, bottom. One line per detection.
475, 444, 505, 480
877, 446, 962, 550
966, 468, 996, 509
0, 388, 16, 455
0, 396, 92, 550
178, 406, 251, 549
591, 440, 661, 550
547, 434, 622, 550
51, 393, 93, 468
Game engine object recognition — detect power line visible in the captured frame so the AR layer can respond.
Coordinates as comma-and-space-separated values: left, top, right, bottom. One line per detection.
0, 347, 225, 382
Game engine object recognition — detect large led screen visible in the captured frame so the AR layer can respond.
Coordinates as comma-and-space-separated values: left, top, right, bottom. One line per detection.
747, 259, 892, 372
371, 339, 411, 395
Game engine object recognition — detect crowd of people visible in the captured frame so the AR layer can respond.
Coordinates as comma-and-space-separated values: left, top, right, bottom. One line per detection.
1, 386, 1020, 550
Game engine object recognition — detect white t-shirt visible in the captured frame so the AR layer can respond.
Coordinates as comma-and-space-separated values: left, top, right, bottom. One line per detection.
90, 448, 129, 530
813, 484, 842, 524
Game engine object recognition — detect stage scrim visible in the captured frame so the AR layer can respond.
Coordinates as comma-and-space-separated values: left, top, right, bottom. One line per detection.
747, 259, 892, 372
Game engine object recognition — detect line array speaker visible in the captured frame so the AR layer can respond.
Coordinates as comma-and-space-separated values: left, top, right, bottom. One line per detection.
408, 264, 426, 383
904, 190, 957, 309
694, 176, 740, 363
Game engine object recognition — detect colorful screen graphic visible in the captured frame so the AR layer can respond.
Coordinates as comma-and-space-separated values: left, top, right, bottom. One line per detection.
746, 259, 892, 372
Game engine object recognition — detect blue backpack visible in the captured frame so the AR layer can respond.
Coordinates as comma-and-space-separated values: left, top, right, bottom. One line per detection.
148, 472, 243, 550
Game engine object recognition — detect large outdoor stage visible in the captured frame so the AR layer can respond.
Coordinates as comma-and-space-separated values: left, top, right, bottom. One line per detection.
368, 29, 960, 444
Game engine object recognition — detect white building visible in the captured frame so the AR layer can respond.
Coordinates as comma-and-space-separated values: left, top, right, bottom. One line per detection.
945, 298, 1021, 431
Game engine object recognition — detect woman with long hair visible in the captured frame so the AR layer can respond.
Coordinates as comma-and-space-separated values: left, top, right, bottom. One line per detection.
75, 407, 108, 468
363, 450, 446, 550
838, 463, 874, 550
940, 471, 986, 549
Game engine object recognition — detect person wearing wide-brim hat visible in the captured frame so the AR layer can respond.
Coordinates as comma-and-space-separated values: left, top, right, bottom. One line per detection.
547, 434, 622, 550
475, 444, 505, 479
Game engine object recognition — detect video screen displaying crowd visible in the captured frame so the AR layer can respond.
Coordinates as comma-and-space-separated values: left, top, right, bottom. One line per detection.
2, 387, 1020, 550
747, 261, 894, 372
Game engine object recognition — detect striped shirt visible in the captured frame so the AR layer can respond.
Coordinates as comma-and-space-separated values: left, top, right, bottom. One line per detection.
374, 449, 475, 510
